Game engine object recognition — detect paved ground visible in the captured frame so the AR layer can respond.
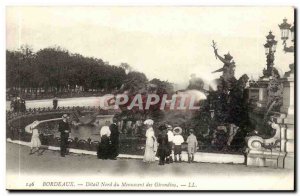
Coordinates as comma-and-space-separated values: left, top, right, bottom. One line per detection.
6, 142, 294, 190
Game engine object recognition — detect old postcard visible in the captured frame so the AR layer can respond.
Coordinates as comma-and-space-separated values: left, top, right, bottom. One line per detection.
6, 6, 295, 191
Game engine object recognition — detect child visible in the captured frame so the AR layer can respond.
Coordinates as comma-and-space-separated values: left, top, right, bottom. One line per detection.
166, 124, 174, 164
156, 124, 169, 165
186, 129, 198, 163
25, 120, 42, 155
172, 127, 184, 162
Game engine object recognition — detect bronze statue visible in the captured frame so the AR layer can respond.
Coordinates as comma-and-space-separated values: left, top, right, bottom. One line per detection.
211, 40, 236, 81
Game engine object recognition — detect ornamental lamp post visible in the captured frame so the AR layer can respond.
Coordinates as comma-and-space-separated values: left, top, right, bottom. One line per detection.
262, 31, 277, 78
264, 31, 277, 54
257, 31, 277, 108
278, 18, 294, 52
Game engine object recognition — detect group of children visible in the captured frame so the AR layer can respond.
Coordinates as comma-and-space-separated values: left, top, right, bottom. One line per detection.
158, 124, 198, 164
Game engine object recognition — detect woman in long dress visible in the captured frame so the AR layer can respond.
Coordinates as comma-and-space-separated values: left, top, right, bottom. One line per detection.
143, 119, 157, 163
97, 121, 111, 160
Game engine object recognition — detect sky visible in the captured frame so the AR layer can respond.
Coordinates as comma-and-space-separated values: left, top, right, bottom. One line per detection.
6, 6, 294, 89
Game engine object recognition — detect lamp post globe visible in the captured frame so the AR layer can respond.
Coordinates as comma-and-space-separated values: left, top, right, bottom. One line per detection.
278, 18, 291, 41
264, 31, 277, 55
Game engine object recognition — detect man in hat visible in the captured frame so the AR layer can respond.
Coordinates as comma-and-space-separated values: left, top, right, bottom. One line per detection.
20, 98, 26, 113
109, 118, 119, 160
58, 114, 71, 157
186, 129, 198, 163
172, 127, 184, 162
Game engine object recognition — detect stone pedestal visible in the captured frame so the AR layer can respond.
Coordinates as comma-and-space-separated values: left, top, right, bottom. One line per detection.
280, 74, 294, 169
272, 115, 294, 169
256, 79, 269, 108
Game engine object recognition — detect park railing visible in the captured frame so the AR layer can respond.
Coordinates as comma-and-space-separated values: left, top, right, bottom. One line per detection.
6, 106, 247, 155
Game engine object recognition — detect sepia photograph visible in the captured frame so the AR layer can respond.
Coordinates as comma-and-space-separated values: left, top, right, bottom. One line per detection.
5, 6, 295, 191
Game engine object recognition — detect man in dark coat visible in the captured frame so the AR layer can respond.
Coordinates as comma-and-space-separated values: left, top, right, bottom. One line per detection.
58, 114, 70, 157
20, 99, 26, 113
53, 97, 58, 109
109, 118, 119, 160
156, 124, 169, 165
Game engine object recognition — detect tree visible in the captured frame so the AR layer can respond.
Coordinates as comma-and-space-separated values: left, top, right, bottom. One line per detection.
120, 63, 132, 74
187, 74, 204, 91
6, 45, 129, 97
121, 71, 148, 94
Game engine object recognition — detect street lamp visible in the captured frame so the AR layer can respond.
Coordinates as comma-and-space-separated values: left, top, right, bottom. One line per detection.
264, 31, 277, 54
264, 42, 271, 55
278, 18, 294, 52
262, 31, 277, 78
278, 18, 291, 41
278, 17, 294, 78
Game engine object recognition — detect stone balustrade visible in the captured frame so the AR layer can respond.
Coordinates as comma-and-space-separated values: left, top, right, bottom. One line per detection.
246, 67, 294, 169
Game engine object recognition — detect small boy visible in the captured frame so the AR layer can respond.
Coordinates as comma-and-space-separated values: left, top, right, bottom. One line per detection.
172, 127, 184, 162
166, 124, 174, 164
186, 129, 198, 163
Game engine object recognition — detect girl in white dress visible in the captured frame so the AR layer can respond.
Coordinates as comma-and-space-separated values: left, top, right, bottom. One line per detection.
25, 121, 42, 155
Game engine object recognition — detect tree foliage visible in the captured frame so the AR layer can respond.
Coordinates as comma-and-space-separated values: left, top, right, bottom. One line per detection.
7, 45, 129, 95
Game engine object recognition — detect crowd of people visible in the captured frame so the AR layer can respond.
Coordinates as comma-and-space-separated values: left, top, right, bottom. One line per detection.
25, 114, 120, 159
23, 113, 241, 165
10, 97, 26, 113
